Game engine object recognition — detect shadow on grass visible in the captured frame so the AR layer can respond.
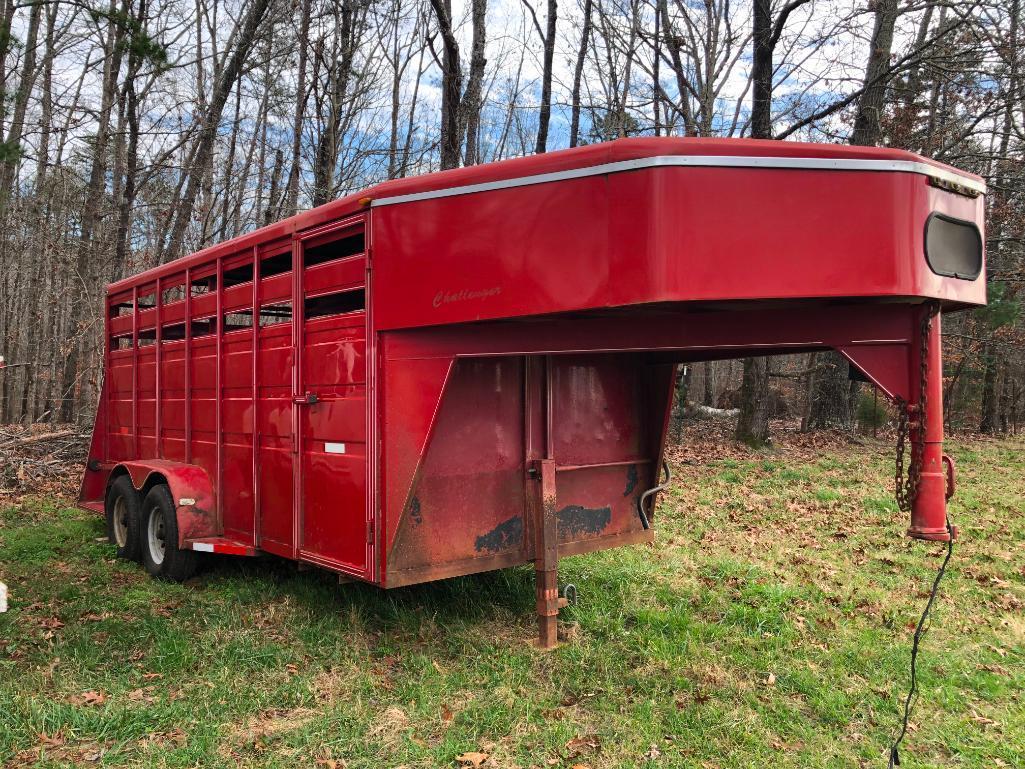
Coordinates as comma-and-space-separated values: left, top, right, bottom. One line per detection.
190, 551, 540, 639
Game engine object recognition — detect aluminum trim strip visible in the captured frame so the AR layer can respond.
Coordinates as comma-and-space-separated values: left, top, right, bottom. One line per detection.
370, 155, 986, 207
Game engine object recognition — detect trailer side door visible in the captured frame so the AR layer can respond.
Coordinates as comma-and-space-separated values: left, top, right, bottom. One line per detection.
294, 218, 371, 577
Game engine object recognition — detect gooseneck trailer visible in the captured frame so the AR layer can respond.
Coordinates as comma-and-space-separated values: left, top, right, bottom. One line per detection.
79, 138, 985, 647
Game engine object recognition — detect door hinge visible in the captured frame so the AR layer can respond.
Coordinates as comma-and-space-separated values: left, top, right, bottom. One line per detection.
366, 520, 374, 544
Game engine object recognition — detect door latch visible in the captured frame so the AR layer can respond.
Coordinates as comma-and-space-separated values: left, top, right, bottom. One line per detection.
293, 392, 319, 405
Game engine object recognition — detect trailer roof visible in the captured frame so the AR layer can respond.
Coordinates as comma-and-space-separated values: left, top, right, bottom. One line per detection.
111, 137, 985, 293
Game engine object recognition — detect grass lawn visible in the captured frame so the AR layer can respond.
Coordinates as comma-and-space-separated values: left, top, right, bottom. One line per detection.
1, 432, 1022, 768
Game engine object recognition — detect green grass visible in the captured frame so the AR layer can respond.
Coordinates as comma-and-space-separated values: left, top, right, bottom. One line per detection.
1, 436, 1023, 768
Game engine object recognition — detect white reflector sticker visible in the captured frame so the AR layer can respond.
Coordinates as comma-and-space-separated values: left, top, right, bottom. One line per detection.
325, 442, 347, 454
192, 543, 214, 552
179, 497, 196, 506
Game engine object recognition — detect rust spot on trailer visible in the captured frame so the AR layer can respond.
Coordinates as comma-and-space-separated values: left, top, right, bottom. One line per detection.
623, 465, 639, 497
556, 504, 611, 537
178, 503, 216, 543
409, 496, 423, 526
474, 516, 524, 554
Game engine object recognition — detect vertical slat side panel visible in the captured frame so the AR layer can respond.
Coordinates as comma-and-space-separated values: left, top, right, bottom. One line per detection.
103, 292, 111, 462
252, 245, 261, 545
185, 267, 192, 464
155, 276, 163, 459
291, 238, 302, 559
132, 286, 139, 459
216, 257, 224, 531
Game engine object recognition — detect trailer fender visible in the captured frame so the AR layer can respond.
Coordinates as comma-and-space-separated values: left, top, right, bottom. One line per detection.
107, 461, 218, 547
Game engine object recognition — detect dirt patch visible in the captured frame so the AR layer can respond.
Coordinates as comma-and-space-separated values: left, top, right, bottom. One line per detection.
219, 706, 317, 759
7, 732, 110, 767
366, 705, 410, 750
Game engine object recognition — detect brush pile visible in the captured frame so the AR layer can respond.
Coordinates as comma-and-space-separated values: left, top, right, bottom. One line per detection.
0, 424, 89, 498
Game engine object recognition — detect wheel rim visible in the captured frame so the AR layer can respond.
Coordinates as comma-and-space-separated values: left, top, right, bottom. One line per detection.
112, 496, 129, 548
147, 506, 166, 566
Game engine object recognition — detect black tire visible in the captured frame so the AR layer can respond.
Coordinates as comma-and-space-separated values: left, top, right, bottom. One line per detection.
105, 475, 142, 561
140, 484, 198, 582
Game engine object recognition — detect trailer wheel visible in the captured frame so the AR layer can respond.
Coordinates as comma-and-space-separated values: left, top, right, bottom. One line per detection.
140, 484, 198, 582
105, 475, 142, 562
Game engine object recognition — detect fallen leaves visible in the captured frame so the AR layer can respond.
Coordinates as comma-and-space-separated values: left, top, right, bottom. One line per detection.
69, 690, 106, 707
9, 731, 108, 767
127, 686, 158, 704
565, 734, 600, 754
455, 751, 489, 767
80, 611, 113, 622
969, 708, 999, 727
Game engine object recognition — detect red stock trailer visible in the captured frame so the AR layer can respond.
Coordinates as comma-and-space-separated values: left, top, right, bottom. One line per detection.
79, 138, 985, 647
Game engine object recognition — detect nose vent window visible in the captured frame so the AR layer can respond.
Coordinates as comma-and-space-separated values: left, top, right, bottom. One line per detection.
925, 213, 982, 280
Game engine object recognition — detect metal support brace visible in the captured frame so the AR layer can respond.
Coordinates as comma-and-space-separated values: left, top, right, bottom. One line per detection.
533, 457, 559, 648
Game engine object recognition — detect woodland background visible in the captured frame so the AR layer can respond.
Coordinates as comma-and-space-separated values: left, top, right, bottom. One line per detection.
0, 0, 1021, 441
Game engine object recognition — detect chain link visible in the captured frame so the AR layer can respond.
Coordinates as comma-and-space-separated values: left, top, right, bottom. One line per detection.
895, 302, 940, 512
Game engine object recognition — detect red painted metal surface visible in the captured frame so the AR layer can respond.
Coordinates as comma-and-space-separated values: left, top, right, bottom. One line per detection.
105, 460, 217, 546
79, 138, 985, 615
909, 310, 955, 541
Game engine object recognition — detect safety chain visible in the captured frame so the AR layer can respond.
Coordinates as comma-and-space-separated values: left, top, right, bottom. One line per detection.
894, 302, 940, 512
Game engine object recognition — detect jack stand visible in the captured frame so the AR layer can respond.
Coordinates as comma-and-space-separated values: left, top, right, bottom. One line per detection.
533, 458, 560, 649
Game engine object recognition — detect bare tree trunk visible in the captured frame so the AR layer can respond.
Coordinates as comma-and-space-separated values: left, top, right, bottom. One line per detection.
430, 0, 463, 170
461, 0, 488, 165
385, 2, 405, 179
0, 0, 41, 209
114, 0, 147, 275
59, 0, 129, 422
430, 0, 487, 168
751, 0, 810, 138
656, 0, 696, 135
17, 3, 58, 422
285, 0, 312, 212
900, 0, 934, 115
534, 0, 557, 153
265, 148, 284, 225
980, 345, 1000, 433
702, 361, 714, 407
0, 0, 43, 421
313, 0, 356, 207
800, 352, 817, 432
217, 77, 244, 239
750, 0, 772, 138
161, 0, 272, 262
399, 39, 428, 177
736, 356, 771, 445
807, 354, 854, 429
0, 0, 18, 141
568, 0, 592, 148
851, 0, 899, 145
